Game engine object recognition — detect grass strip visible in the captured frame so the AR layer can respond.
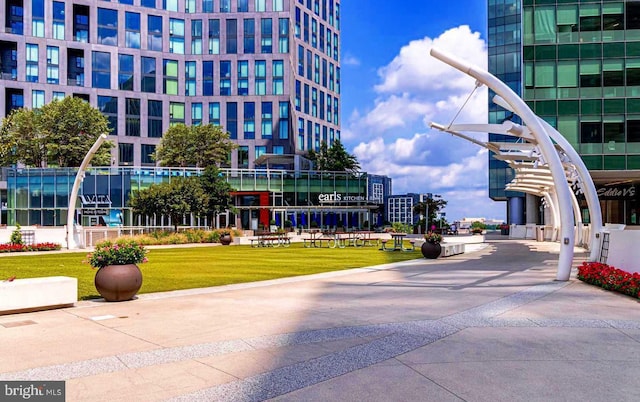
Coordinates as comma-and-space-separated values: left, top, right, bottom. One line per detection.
0, 243, 422, 299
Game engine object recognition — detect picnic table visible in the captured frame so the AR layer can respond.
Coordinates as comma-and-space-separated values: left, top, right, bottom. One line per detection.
250, 232, 290, 248
380, 233, 415, 252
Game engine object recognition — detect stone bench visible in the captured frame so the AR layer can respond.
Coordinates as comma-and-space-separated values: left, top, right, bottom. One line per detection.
0, 276, 77, 315
441, 243, 465, 257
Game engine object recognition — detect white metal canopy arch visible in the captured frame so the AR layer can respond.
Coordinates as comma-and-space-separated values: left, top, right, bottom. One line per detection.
493, 95, 602, 261
430, 48, 576, 281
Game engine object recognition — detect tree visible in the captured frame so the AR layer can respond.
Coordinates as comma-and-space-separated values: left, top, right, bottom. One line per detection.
129, 177, 209, 231
199, 166, 235, 226
0, 97, 113, 167
413, 196, 448, 231
307, 140, 360, 172
155, 124, 236, 168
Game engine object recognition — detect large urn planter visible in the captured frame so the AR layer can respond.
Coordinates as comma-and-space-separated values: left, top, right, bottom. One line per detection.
94, 264, 143, 302
421, 241, 441, 259
220, 234, 232, 245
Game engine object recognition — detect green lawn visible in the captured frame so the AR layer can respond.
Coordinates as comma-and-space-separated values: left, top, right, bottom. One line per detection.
0, 244, 422, 299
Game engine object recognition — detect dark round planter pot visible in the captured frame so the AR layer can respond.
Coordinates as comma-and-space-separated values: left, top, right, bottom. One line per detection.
94, 264, 143, 302
220, 235, 232, 245
421, 241, 441, 259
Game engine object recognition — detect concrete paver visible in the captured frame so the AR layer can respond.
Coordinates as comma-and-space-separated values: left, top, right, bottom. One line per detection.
1, 238, 640, 401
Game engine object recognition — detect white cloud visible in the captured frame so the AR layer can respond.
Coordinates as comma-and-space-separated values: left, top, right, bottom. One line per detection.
374, 25, 486, 94
342, 25, 504, 221
342, 53, 361, 66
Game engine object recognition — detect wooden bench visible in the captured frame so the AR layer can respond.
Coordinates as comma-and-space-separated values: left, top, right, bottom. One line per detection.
1, 276, 77, 315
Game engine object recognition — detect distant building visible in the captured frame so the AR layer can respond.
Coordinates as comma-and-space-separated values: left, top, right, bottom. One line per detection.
386, 193, 428, 226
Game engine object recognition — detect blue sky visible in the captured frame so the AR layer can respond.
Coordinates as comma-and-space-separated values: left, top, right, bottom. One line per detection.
339, 1, 506, 223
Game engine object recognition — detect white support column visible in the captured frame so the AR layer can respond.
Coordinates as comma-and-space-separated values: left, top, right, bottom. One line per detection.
431, 48, 574, 280
66, 134, 108, 250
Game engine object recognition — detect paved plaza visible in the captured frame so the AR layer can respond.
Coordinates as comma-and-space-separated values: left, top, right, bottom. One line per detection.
2, 238, 640, 401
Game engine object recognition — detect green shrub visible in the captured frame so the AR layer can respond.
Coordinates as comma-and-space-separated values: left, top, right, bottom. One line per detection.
10, 224, 23, 245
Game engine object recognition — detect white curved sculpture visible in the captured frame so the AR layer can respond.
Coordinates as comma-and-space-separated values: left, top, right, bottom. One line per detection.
430, 48, 575, 280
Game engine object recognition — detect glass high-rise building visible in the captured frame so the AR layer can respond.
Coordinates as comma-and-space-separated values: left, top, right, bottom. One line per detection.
0, 0, 341, 170
488, 0, 640, 226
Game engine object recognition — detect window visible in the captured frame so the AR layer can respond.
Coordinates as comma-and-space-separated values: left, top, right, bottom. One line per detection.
581, 122, 601, 144
273, 0, 284, 12
203, 0, 213, 12
226, 19, 237, 54
142, 0, 156, 7
603, 60, 624, 87
164, 0, 178, 11
306, 49, 312, 79
261, 102, 272, 139
203, 61, 214, 96
98, 96, 118, 134
67, 49, 84, 86
580, 61, 601, 87
298, 118, 305, 151
311, 18, 317, 48
628, 59, 640, 86
273, 145, 284, 154
261, 18, 273, 53
319, 22, 325, 52
52, 2, 65, 40
238, 60, 249, 95
169, 18, 185, 54
126, 98, 140, 137
118, 54, 134, 90
279, 102, 289, 139
295, 8, 301, 38
333, 97, 338, 125
220, 0, 231, 12
628, 120, 640, 142
73, 5, 90, 42
191, 103, 203, 125
141, 57, 156, 93
26, 44, 39, 83
53, 92, 65, 101
32, 0, 44, 37
298, 45, 304, 75
303, 84, 310, 113
47, 46, 60, 84
580, 4, 601, 32
141, 144, 156, 165
295, 80, 301, 111
148, 15, 163, 51
314, 54, 320, 83
125, 12, 140, 49
627, 2, 640, 30
191, 20, 203, 54
255, 0, 266, 12
97, 8, 118, 46
227, 102, 238, 139
169, 102, 185, 125
163, 59, 179, 95
208, 19, 220, 54
238, 146, 249, 168
244, 102, 255, 139
238, 0, 249, 12
304, 12, 309, 43
185, 0, 196, 13
148, 100, 163, 137
186, 61, 196, 96
255, 146, 267, 159
273, 60, 284, 95
92, 51, 111, 89
32, 90, 45, 109
244, 19, 255, 54
220, 61, 232, 95
255, 60, 266, 95
119, 143, 134, 165
311, 88, 318, 117
279, 18, 289, 53
209, 102, 220, 125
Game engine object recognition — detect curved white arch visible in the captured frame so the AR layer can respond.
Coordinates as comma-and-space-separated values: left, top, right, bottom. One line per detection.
430, 48, 575, 280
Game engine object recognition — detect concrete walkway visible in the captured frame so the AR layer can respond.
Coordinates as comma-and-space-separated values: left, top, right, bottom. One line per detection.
2, 239, 640, 401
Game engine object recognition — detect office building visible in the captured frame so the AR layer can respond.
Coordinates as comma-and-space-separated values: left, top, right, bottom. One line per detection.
0, 0, 341, 169
488, 0, 640, 226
